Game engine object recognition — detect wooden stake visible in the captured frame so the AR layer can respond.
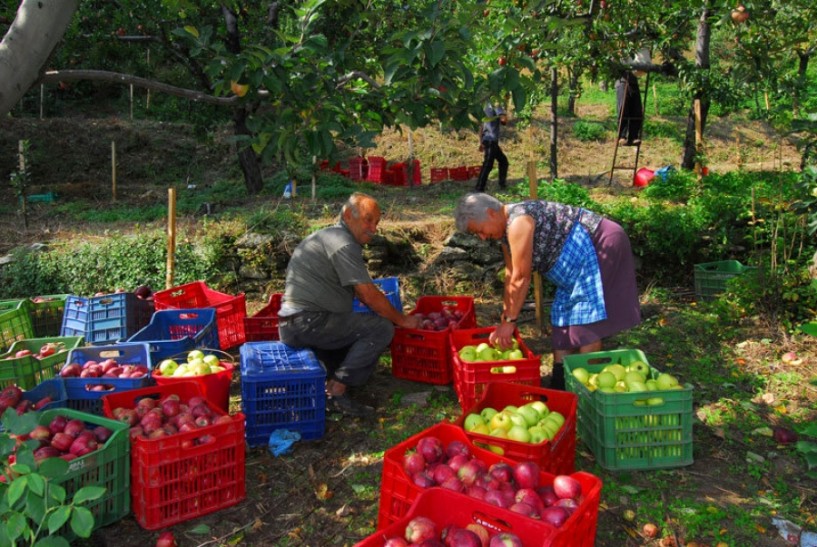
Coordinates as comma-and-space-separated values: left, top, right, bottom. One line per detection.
39, 84, 44, 120
18, 140, 28, 229
653, 83, 659, 116
146, 49, 151, 111
129, 84, 134, 120
527, 160, 544, 332
166, 188, 176, 289
111, 141, 117, 202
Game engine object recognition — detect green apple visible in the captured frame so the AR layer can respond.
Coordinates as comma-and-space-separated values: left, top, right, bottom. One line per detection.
464, 413, 485, 431
488, 428, 509, 439
509, 413, 528, 428
597, 371, 617, 389
502, 405, 518, 414
507, 349, 524, 360
478, 346, 498, 361
209, 365, 225, 373
627, 360, 650, 376
187, 349, 205, 363
539, 420, 559, 439
480, 407, 498, 422
203, 354, 220, 368
645, 379, 659, 391
516, 404, 540, 427
173, 363, 190, 377
656, 373, 679, 390
647, 397, 665, 406
527, 426, 549, 444
614, 381, 628, 392
507, 424, 531, 443
475, 342, 491, 355
604, 364, 627, 381
459, 345, 478, 362
627, 380, 648, 393
471, 423, 490, 435
489, 411, 513, 432
545, 411, 565, 429
158, 359, 179, 376
572, 367, 590, 385
190, 360, 211, 376
529, 400, 549, 417
624, 371, 646, 385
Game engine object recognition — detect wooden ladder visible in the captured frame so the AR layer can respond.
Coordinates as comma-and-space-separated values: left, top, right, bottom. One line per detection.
609, 70, 651, 185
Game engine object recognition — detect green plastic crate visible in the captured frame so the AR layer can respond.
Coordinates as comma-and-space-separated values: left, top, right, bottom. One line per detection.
0, 336, 86, 390
34, 408, 131, 540
564, 349, 694, 471
693, 260, 756, 301
0, 299, 34, 353
29, 294, 69, 337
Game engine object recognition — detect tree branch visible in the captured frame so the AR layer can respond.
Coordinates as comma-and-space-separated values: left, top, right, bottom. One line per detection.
335, 70, 380, 90
39, 69, 239, 106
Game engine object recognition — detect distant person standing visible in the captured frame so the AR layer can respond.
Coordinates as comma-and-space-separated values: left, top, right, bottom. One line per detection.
615, 71, 643, 146
475, 102, 509, 192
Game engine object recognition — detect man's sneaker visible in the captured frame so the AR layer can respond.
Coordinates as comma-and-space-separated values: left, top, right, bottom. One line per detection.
327, 393, 373, 417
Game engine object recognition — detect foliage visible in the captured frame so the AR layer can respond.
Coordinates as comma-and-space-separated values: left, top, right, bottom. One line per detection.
0, 409, 104, 546
571, 120, 607, 142
532, 178, 596, 209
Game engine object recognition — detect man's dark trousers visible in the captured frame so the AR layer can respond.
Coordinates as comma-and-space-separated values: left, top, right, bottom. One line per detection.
475, 140, 508, 192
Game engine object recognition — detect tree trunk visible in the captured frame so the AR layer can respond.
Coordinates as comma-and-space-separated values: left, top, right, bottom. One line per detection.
681, 8, 711, 170
567, 67, 581, 117
0, 0, 79, 117
222, 5, 264, 195
550, 67, 558, 179
793, 50, 809, 118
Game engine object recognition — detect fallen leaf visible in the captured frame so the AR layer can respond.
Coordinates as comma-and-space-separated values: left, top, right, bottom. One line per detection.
336, 504, 352, 517
761, 392, 775, 405
251, 518, 264, 532
774, 404, 787, 414
735, 358, 746, 366
315, 483, 333, 500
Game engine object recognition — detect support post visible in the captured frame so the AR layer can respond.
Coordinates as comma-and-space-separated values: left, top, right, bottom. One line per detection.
111, 141, 117, 202
527, 160, 544, 332
694, 99, 703, 180
166, 188, 176, 289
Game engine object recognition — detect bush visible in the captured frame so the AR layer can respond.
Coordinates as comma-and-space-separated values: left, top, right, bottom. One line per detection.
572, 120, 607, 142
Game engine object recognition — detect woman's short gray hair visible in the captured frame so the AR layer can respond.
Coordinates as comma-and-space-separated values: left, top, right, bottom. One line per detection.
454, 192, 503, 232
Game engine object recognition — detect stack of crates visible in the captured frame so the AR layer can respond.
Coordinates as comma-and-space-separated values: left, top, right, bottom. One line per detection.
389, 295, 476, 385
564, 348, 694, 471
366, 156, 387, 183
28, 294, 69, 337
101, 382, 246, 530
348, 156, 368, 181
429, 167, 448, 183
693, 260, 757, 301
126, 308, 219, 363
60, 292, 154, 345
153, 281, 246, 350
240, 341, 326, 447
467, 165, 482, 179
449, 166, 469, 181
0, 299, 34, 352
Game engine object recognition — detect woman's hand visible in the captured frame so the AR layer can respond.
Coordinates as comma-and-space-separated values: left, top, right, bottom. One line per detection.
489, 321, 516, 350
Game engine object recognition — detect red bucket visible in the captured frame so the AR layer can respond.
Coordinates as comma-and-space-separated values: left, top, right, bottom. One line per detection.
634, 167, 655, 188
152, 357, 234, 412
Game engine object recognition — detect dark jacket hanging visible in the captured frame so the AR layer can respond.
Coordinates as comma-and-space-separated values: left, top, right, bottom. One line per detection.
615, 71, 643, 145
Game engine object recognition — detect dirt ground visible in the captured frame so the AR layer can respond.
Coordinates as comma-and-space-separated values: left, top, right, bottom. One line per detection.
0, 104, 813, 547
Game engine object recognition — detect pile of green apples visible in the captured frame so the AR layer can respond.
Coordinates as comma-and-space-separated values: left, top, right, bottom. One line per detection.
462, 401, 566, 446
155, 349, 227, 378
458, 341, 524, 363
571, 361, 682, 399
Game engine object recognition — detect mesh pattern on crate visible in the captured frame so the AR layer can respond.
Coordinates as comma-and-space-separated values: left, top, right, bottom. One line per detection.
29, 294, 69, 337
153, 281, 247, 350
0, 299, 34, 353
240, 342, 326, 444
0, 336, 84, 390
564, 349, 694, 471
693, 260, 756, 301
130, 414, 246, 530
453, 382, 578, 475
60, 293, 154, 345
38, 409, 130, 539
127, 308, 219, 361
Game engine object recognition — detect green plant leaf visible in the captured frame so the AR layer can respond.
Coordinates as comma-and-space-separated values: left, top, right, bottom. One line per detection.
802, 451, 817, 471
46, 483, 67, 505
188, 523, 212, 534
26, 472, 45, 496
8, 475, 28, 506
6, 510, 28, 542
37, 457, 68, 480
798, 322, 817, 337
47, 505, 71, 534
72, 485, 106, 505
70, 506, 95, 538
33, 536, 71, 547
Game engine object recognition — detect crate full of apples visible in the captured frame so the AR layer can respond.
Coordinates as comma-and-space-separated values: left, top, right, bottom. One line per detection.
101, 381, 246, 530
564, 349, 694, 471
390, 296, 477, 385
376, 422, 601, 547
152, 349, 235, 412
454, 382, 578, 476
0, 336, 85, 390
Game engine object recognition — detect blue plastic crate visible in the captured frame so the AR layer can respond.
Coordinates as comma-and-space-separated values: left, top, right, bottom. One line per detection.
62, 343, 154, 415
351, 276, 402, 315
239, 342, 326, 445
0, 378, 69, 432
126, 308, 219, 362
60, 293, 154, 345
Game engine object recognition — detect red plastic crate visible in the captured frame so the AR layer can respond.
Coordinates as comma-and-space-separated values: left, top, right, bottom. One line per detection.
376, 422, 602, 547
385, 163, 408, 186
390, 296, 477, 385
450, 327, 542, 412
366, 156, 387, 183
153, 281, 246, 350
467, 165, 482, 179
348, 156, 368, 181
411, 159, 422, 185
101, 382, 246, 530
358, 489, 555, 547
452, 381, 577, 475
153, 360, 235, 412
429, 167, 448, 183
449, 166, 469, 181
243, 293, 282, 342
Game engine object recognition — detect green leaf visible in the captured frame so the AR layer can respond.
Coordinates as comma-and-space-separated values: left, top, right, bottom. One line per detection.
428, 41, 446, 67
799, 321, 817, 337
46, 483, 67, 505
72, 485, 106, 505
802, 451, 817, 471
34, 536, 71, 547
188, 523, 212, 534
184, 25, 200, 38
8, 475, 28, 506
6, 511, 28, 542
27, 472, 45, 496
70, 506, 95, 538
48, 505, 71, 534
37, 458, 68, 480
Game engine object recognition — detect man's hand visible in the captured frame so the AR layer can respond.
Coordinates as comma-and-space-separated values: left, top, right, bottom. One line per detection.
399, 314, 423, 330
489, 322, 516, 350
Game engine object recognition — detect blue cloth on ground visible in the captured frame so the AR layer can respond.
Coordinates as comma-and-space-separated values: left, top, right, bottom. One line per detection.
268, 429, 301, 456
